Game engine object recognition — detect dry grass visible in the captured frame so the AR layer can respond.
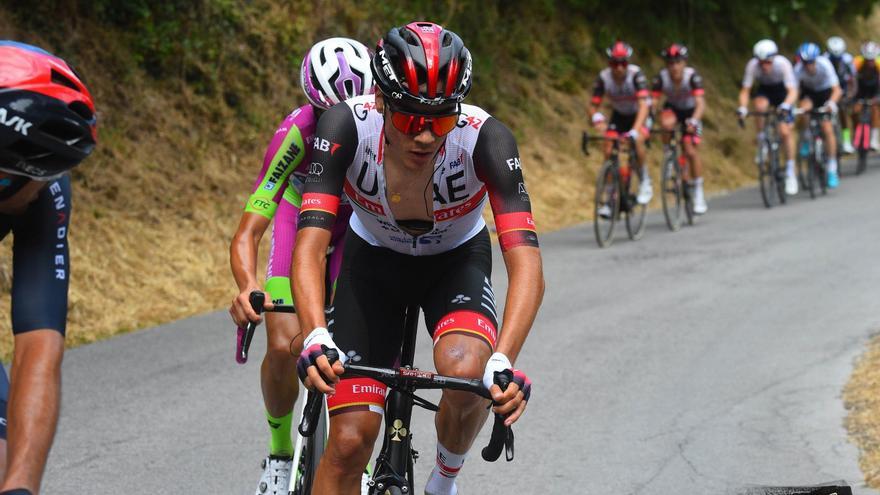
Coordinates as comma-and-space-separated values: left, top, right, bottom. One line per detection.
844, 334, 880, 489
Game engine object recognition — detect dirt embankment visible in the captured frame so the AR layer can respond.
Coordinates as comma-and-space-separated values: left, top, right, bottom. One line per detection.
0, 3, 873, 360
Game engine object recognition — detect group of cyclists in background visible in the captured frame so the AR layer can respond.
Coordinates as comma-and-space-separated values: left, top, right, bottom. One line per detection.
588, 35, 880, 237
0, 19, 879, 495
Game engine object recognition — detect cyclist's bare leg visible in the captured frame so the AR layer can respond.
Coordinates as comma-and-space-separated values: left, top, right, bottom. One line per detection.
779, 121, 795, 163
873, 102, 880, 128
683, 139, 702, 182
313, 411, 382, 494
822, 119, 837, 158
659, 111, 676, 146
1, 329, 64, 494
595, 121, 612, 159
753, 96, 770, 133
432, 334, 493, 453
261, 313, 301, 417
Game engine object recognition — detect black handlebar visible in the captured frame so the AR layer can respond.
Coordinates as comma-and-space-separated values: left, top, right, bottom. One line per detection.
296, 347, 516, 462
481, 369, 514, 462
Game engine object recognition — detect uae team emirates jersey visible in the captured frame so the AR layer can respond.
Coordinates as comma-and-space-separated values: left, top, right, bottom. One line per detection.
298, 95, 538, 256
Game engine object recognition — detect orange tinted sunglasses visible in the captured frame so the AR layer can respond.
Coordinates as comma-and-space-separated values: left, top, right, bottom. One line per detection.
387, 105, 460, 136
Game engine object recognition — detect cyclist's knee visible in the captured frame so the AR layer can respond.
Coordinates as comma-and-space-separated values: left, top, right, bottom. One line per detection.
325, 419, 378, 469
434, 339, 487, 381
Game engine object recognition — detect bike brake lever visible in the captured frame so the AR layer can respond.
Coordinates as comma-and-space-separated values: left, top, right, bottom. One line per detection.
582, 131, 591, 156
237, 290, 265, 364
298, 347, 340, 437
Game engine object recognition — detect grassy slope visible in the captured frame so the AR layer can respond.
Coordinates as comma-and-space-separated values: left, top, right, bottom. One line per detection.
0, 2, 874, 360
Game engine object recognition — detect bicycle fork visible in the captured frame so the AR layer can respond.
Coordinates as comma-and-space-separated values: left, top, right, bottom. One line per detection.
370, 389, 417, 494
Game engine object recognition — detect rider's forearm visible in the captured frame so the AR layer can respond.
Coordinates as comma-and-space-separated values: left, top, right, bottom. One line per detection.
693, 95, 706, 121
831, 85, 842, 103
496, 247, 544, 364
784, 87, 798, 106
633, 99, 649, 129
230, 215, 268, 291
739, 87, 750, 108
292, 227, 333, 335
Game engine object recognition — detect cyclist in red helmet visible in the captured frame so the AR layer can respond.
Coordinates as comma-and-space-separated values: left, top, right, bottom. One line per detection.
589, 40, 654, 213
0, 41, 97, 495
652, 43, 708, 213
292, 22, 542, 494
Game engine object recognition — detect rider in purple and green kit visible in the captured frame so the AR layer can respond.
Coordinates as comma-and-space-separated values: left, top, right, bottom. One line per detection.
228, 37, 373, 495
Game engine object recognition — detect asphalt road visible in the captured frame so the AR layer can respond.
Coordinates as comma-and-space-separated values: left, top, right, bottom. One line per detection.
40, 158, 880, 494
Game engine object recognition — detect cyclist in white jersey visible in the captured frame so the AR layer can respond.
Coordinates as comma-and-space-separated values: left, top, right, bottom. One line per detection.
794, 42, 842, 188
293, 22, 542, 495
738, 39, 800, 195
652, 43, 708, 214
825, 36, 857, 153
589, 41, 654, 210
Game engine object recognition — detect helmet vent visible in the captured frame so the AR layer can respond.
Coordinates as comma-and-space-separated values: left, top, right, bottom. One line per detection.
41, 119, 85, 142
8, 139, 45, 160
68, 101, 94, 122
51, 70, 81, 92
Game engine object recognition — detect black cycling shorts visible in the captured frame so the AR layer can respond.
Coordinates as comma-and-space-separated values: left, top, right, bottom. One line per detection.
800, 87, 832, 107
0, 175, 71, 336
325, 227, 499, 417
856, 83, 879, 100
0, 364, 7, 440
755, 83, 789, 107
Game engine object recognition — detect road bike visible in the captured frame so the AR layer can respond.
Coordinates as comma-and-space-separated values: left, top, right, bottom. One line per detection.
237, 291, 371, 495
298, 302, 514, 495
582, 132, 648, 247
795, 106, 833, 199
654, 127, 694, 231
739, 110, 787, 208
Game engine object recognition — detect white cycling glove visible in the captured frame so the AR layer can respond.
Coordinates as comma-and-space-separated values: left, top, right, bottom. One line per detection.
591, 112, 606, 125
483, 352, 513, 390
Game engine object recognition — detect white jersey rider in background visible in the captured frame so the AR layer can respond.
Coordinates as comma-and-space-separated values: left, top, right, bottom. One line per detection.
794, 42, 842, 188
738, 39, 800, 195
652, 43, 708, 214
825, 35, 857, 154
589, 41, 654, 212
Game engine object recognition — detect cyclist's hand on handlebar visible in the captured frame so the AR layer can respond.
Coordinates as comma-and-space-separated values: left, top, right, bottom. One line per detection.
483, 353, 532, 426
230, 287, 265, 328
591, 112, 606, 127
736, 106, 748, 119
297, 327, 346, 394
624, 128, 640, 141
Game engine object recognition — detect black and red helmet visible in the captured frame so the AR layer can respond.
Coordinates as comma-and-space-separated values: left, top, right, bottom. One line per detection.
661, 43, 689, 61
371, 22, 472, 111
606, 41, 633, 63
0, 41, 97, 180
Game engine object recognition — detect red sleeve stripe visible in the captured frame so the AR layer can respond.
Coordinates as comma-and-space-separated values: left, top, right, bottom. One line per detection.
591, 96, 603, 105
651, 90, 663, 99
692, 88, 705, 96
495, 212, 536, 236
300, 192, 340, 215
636, 89, 650, 98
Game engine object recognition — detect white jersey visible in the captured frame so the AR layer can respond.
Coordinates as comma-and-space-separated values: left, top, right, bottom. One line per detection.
592, 65, 651, 115
743, 55, 797, 88
341, 96, 490, 255
795, 56, 839, 92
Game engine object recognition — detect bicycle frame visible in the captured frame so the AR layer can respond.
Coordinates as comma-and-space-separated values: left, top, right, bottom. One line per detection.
296, 302, 513, 494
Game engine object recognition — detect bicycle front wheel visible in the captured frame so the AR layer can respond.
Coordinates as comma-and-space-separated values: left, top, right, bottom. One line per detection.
773, 149, 787, 205
806, 149, 817, 199
594, 160, 619, 248
757, 141, 775, 208
625, 164, 647, 240
660, 153, 682, 231
291, 394, 328, 495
